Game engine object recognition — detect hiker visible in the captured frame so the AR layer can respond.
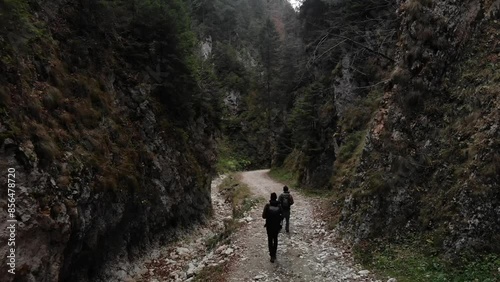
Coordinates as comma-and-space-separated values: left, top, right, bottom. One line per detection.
262, 192, 283, 263
278, 185, 294, 233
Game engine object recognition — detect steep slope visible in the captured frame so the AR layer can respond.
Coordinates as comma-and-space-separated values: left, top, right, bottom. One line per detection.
0, 0, 218, 281
275, 0, 500, 265
339, 0, 500, 255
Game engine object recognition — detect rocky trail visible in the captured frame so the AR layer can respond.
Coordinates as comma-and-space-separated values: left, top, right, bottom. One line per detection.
225, 170, 377, 282
117, 170, 382, 282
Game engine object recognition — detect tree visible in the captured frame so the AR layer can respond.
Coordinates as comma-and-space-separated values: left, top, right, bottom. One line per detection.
259, 18, 281, 165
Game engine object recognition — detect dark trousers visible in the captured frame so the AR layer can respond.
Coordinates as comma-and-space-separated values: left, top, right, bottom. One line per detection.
282, 209, 290, 231
267, 231, 279, 258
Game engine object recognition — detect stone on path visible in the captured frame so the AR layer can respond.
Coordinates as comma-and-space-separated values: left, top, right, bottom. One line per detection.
186, 263, 197, 277
358, 269, 370, 276
176, 247, 190, 256
223, 247, 234, 255
253, 273, 267, 280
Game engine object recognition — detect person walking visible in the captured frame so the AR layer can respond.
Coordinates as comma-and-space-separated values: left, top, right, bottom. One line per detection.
278, 186, 294, 233
262, 192, 283, 262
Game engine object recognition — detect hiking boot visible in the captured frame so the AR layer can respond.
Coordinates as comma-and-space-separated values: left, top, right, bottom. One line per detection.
270, 256, 275, 263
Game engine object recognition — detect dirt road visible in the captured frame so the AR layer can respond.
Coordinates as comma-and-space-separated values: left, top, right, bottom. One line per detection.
119, 170, 376, 282
226, 169, 375, 282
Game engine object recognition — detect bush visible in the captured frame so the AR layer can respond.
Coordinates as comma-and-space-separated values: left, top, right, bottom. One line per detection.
42, 86, 63, 110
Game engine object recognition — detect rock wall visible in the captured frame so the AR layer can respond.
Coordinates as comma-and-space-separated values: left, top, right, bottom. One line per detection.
339, 0, 500, 255
0, 0, 217, 281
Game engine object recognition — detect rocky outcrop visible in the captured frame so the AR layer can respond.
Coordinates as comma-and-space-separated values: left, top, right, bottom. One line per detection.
278, 0, 499, 257
338, 0, 500, 255
0, 0, 217, 281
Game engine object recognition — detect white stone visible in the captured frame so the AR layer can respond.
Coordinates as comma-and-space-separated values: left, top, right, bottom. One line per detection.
115, 270, 128, 280
137, 267, 148, 275
216, 245, 227, 253
387, 278, 397, 282
253, 274, 266, 280
176, 247, 190, 256
223, 247, 234, 255
186, 263, 197, 277
358, 270, 370, 276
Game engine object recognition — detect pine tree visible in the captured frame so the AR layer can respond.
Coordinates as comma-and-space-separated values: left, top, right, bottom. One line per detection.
259, 18, 281, 165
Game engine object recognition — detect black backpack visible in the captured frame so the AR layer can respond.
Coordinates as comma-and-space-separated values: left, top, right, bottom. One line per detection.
281, 194, 293, 209
267, 205, 282, 226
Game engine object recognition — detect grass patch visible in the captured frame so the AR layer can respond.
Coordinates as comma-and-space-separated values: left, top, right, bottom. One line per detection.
331, 130, 367, 190
193, 263, 230, 282
269, 167, 299, 188
356, 241, 500, 282
218, 174, 257, 218
205, 218, 241, 250
204, 174, 259, 251
268, 167, 334, 197
353, 171, 389, 199
337, 130, 366, 163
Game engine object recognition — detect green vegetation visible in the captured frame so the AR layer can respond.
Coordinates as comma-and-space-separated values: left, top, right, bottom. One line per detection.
216, 138, 251, 173
355, 241, 500, 282
0, 0, 219, 193
204, 174, 259, 251
193, 263, 230, 282
269, 167, 334, 198
190, 0, 302, 168
204, 218, 240, 251
269, 167, 299, 188
337, 130, 366, 163
218, 174, 259, 218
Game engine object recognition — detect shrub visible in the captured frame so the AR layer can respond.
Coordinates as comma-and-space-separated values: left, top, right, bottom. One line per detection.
337, 131, 366, 162
42, 86, 64, 110
0, 86, 12, 106
390, 66, 411, 85
58, 111, 74, 129
35, 139, 60, 168
404, 90, 423, 110
73, 102, 101, 129
27, 101, 43, 121
401, 0, 423, 17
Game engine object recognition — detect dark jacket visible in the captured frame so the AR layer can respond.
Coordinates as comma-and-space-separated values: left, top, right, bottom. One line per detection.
262, 200, 283, 234
278, 191, 294, 211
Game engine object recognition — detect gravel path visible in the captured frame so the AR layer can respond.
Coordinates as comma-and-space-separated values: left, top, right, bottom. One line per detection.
110, 170, 381, 281
108, 176, 237, 282
226, 169, 376, 282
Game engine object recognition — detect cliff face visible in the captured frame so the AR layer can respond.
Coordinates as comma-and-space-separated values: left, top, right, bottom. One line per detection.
281, 0, 499, 257
337, 0, 500, 255
0, 0, 217, 281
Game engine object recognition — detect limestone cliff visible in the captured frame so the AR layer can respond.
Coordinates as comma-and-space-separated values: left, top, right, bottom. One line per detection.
0, 0, 218, 281
280, 0, 499, 258
339, 0, 500, 256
